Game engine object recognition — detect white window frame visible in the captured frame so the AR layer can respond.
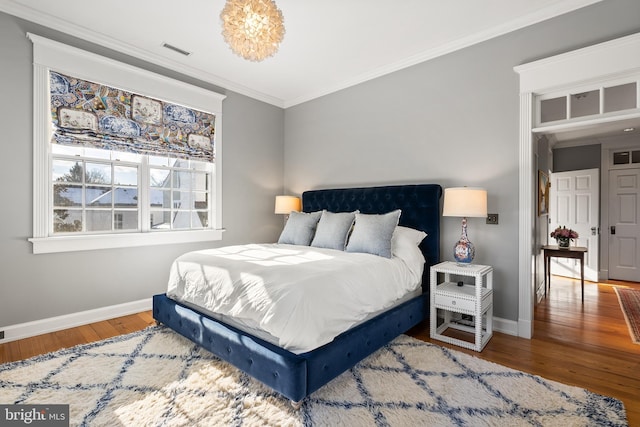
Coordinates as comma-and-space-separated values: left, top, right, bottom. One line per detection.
28, 34, 226, 254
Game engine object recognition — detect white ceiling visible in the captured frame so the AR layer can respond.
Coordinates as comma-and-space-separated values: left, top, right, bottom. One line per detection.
1, 0, 601, 108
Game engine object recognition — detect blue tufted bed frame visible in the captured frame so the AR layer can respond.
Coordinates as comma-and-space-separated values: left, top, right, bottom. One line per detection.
153, 183, 442, 403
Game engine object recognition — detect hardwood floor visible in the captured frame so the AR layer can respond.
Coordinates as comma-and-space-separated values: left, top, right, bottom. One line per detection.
1, 277, 638, 425
409, 276, 640, 426
0, 311, 155, 364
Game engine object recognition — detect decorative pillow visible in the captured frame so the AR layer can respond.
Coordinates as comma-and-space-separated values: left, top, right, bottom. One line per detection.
346, 210, 402, 258
277, 211, 322, 246
392, 226, 427, 277
392, 226, 427, 251
311, 210, 357, 251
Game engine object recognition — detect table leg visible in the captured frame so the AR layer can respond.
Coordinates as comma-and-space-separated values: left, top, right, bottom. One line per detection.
544, 253, 548, 297
580, 256, 584, 303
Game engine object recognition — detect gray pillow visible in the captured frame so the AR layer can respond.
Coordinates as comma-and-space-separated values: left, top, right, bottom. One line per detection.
346, 210, 402, 258
277, 211, 322, 246
311, 210, 357, 251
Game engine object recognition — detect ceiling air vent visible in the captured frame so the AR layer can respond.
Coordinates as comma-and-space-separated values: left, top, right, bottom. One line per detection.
162, 43, 192, 57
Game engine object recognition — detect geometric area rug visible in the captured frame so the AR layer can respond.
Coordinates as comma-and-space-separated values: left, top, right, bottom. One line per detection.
0, 326, 628, 426
614, 287, 640, 345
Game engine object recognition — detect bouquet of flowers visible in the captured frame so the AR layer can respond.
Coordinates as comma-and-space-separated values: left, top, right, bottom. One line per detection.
550, 226, 578, 240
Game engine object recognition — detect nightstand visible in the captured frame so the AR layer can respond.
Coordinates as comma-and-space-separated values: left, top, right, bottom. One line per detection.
430, 261, 493, 351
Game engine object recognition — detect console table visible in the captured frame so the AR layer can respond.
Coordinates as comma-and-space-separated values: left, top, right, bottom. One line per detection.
542, 245, 587, 303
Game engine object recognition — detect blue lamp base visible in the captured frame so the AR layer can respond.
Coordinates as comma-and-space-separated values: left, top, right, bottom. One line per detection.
453, 217, 475, 264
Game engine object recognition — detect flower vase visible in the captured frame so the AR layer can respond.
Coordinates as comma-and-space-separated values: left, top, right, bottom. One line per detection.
556, 236, 570, 249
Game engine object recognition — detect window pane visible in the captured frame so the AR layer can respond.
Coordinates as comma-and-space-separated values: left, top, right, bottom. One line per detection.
111, 151, 142, 163
604, 83, 637, 113
149, 155, 170, 167
114, 166, 137, 186
150, 168, 170, 187
86, 163, 112, 184
540, 97, 566, 123
194, 192, 208, 210
150, 210, 172, 229
173, 191, 193, 209
570, 90, 599, 118
86, 186, 112, 206
192, 160, 209, 172
83, 147, 111, 160
171, 158, 189, 168
53, 209, 82, 233
114, 210, 138, 230
114, 187, 138, 207
196, 211, 209, 228
53, 160, 83, 183
172, 170, 192, 189
613, 151, 630, 165
86, 210, 112, 232
54, 184, 82, 206
52, 144, 82, 156
193, 172, 208, 191
172, 211, 192, 229
150, 189, 170, 208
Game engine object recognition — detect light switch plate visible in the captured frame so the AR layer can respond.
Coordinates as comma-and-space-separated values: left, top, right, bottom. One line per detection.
486, 213, 499, 224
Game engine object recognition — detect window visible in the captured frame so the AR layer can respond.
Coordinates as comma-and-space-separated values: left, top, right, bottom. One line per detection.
149, 156, 212, 231
28, 34, 225, 254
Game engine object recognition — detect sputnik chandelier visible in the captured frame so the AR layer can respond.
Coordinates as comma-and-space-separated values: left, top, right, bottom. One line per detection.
220, 0, 285, 62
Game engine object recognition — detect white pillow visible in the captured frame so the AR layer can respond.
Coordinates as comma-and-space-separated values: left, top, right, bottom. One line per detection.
277, 211, 322, 246
392, 226, 427, 277
392, 226, 427, 249
311, 210, 357, 250
346, 210, 401, 258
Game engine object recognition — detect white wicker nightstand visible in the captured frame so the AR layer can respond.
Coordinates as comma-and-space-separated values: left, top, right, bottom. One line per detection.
430, 261, 493, 351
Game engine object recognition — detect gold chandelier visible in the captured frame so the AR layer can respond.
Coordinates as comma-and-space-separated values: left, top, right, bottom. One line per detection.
220, 0, 285, 62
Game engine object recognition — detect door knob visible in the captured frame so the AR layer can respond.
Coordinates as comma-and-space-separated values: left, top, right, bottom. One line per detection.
611, 226, 616, 235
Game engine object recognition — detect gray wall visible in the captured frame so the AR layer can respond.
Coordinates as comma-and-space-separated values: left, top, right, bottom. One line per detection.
0, 12, 284, 327
553, 144, 601, 173
284, 0, 640, 322
3, 0, 640, 329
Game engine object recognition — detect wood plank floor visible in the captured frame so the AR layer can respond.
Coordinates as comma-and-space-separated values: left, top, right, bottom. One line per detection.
1, 277, 638, 425
409, 276, 640, 426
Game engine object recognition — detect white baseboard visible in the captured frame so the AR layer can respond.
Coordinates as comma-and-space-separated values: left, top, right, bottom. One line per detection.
0, 298, 152, 344
494, 316, 519, 336
0, 300, 520, 345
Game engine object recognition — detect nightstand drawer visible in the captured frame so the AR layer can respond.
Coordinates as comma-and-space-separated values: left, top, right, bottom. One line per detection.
434, 293, 475, 311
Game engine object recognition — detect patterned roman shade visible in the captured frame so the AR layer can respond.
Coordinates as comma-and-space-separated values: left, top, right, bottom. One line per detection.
49, 71, 216, 162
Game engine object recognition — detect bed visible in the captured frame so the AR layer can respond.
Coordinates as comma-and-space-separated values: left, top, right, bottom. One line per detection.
152, 183, 442, 403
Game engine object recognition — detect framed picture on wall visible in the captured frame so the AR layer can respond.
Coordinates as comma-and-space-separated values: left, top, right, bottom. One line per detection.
538, 170, 549, 216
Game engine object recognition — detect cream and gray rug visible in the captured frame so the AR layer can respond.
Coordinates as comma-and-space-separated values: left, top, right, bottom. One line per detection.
0, 326, 627, 426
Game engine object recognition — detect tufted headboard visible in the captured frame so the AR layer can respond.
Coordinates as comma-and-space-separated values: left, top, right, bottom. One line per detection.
302, 184, 442, 285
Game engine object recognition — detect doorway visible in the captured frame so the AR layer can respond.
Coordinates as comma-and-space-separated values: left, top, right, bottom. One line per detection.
608, 166, 640, 281
548, 168, 599, 282
515, 32, 640, 339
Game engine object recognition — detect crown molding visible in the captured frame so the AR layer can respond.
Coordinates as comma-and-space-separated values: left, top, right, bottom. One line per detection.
284, 0, 603, 107
0, 1, 285, 108
2, 0, 602, 109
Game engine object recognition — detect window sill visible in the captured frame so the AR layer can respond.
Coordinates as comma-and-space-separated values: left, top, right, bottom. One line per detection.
29, 229, 224, 254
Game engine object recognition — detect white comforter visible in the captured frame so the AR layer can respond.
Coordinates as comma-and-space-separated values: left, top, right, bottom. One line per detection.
166, 243, 423, 353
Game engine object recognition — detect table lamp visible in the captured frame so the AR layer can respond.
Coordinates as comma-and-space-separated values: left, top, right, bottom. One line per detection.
274, 195, 301, 218
443, 187, 487, 264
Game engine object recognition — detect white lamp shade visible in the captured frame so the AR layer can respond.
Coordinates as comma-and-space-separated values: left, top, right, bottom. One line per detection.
274, 195, 301, 214
443, 187, 487, 218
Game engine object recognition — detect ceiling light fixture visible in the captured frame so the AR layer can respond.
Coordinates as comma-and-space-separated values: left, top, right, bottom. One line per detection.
623, 127, 635, 132
220, 0, 285, 62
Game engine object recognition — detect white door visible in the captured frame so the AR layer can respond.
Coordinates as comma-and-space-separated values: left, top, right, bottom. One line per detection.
549, 168, 599, 282
609, 168, 640, 281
